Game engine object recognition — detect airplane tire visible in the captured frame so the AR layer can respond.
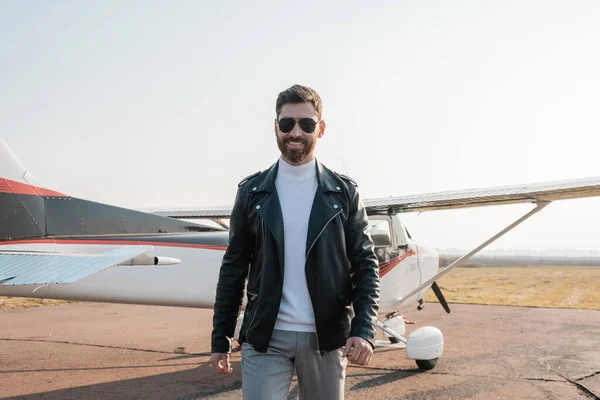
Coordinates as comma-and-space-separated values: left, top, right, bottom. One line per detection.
416, 358, 438, 370
389, 336, 400, 344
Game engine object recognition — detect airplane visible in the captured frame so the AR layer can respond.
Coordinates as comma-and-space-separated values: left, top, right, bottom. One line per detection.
2, 135, 600, 371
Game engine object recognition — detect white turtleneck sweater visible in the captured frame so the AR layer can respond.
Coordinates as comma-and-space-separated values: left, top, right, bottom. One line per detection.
274, 157, 318, 332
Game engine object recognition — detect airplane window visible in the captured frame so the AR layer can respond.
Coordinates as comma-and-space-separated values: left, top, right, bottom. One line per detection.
368, 219, 392, 247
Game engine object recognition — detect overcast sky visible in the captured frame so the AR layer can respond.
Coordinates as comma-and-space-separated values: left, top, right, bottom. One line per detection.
2, 1, 600, 251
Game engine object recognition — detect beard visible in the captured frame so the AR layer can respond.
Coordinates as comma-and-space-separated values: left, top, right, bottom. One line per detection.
276, 134, 317, 164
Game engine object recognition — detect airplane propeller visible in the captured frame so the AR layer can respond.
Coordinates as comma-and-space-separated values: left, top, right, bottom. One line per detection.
431, 281, 450, 314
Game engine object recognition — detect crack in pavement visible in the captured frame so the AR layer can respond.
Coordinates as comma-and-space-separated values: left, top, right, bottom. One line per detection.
0, 337, 208, 356
351, 363, 600, 399
539, 355, 600, 383
550, 369, 599, 399
577, 370, 600, 382
0, 362, 201, 374
542, 359, 600, 400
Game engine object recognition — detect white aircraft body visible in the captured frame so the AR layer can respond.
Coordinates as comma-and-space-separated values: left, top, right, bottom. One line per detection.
2, 136, 600, 370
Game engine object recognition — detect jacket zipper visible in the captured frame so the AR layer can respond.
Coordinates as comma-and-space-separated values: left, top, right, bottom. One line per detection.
246, 296, 259, 341
247, 220, 265, 341
305, 209, 342, 355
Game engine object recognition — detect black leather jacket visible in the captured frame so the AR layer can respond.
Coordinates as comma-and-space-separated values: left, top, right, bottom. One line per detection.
211, 160, 380, 356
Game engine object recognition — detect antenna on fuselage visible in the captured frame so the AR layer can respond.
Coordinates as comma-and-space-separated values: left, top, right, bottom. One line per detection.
340, 156, 350, 176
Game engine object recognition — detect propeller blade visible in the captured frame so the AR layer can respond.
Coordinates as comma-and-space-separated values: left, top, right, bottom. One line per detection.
431, 281, 450, 314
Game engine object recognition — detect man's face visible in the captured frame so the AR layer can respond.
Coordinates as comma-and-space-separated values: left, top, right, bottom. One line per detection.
275, 102, 325, 166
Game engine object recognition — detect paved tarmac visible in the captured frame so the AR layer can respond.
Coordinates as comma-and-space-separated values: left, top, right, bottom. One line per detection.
0, 302, 598, 399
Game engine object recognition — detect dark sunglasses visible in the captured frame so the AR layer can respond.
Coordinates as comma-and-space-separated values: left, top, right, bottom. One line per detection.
277, 117, 320, 134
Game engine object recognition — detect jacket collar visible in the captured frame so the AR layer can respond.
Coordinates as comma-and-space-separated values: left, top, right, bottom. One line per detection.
252, 157, 342, 194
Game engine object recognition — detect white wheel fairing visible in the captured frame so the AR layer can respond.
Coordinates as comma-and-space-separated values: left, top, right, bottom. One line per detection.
405, 326, 444, 361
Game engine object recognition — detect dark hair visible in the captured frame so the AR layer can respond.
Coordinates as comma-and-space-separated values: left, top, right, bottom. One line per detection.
275, 84, 323, 120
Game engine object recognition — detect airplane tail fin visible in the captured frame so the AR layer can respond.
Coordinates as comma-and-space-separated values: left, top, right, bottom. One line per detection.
0, 136, 214, 242
0, 137, 63, 241
0, 138, 64, 197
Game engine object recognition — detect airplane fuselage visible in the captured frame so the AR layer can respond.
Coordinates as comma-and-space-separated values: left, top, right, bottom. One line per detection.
0, 230, 439, 314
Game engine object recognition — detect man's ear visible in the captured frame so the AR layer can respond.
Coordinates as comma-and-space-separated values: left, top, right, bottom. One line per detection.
318, 120, 326, 138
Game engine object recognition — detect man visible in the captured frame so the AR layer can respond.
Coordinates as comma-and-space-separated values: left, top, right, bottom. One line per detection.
210, 84, 380, 399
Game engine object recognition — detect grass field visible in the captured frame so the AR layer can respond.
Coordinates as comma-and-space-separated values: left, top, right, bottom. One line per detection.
0, 297, 70, 310
2, 265, 599, 310
424, 265, 600, 310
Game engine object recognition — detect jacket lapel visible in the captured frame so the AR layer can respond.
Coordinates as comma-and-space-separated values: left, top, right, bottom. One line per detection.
306, 161, 343, 256
252, 162, 285, 269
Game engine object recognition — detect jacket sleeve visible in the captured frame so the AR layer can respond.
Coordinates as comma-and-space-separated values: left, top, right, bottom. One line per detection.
345, 186, 380, 348
211, 186, 253, 353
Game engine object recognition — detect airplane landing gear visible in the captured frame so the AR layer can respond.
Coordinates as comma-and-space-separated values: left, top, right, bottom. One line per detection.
379, 312, 418, 343
377, 318, 444, 371
378, 313, 407, 344
416, 358, 438, 370
376, 318, 444, 370
406, 326, 444, 370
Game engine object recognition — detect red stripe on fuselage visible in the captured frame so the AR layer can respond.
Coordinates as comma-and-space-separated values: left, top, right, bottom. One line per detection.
0, 178, 66, 197
0, 238, 227, 251
379, 250, 416, 277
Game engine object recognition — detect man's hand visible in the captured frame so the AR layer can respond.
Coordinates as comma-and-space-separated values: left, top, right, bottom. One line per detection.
210, 353, 233, 374
342, 336, 373, 366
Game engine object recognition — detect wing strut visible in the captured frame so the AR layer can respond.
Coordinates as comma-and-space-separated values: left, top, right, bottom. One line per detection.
392, 201, 551, 309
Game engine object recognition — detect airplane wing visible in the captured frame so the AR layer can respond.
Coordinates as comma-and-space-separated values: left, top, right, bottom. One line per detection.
148, 176, 600, 218
149, 205, 233, 219
146, 176, 600, 313
0, 246, 153, 286
364, 176, 600, 214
